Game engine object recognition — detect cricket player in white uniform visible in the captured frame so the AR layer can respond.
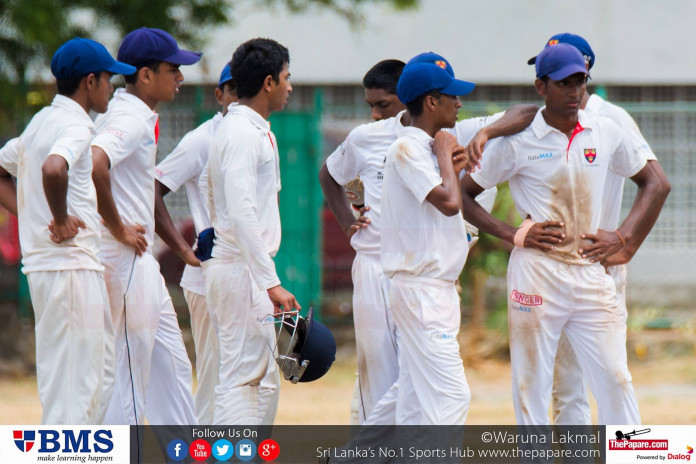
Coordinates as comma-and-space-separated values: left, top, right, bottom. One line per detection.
320, 60, 537, 425
379, 52, 479, 425
527, 33, 671, 425
206, 38, 298, 425
460, 43, 668, 424
91, 27, 201, 425
0, 38, 135, 424
153, 64, 238, 424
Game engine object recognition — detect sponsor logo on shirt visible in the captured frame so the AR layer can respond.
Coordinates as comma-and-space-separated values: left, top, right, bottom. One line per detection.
510, 290, 542, 306
511, 304, 534, 313
528, 152, 553, 161
584, 148, 597, 163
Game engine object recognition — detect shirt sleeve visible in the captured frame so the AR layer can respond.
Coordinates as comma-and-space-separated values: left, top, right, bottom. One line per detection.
448, 112, 505, 146
155, 129, 207, 193
469, 136, 518, 189
91, 113, 145, 169
325, 127, 367, 185
608, 128, 648, 178
0, 137, 21, 176
390, 139, 441, 204
49, 125, 92, 169
608, 105, 657, 162
220, 130, 281, 290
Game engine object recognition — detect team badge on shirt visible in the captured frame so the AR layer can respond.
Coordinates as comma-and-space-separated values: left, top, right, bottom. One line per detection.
584, 148, 597, 163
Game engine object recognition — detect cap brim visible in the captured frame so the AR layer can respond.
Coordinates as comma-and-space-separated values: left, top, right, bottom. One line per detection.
440, 79, 476, 97
547, 64, 589, 81
106, 61, 137, 76
527, 56, 537, 65
162, 49, 202, 66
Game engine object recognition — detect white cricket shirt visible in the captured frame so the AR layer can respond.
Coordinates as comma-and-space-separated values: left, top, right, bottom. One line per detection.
326, 111, 503, 255
155, 112, 223, 295
208, 104, 282, 291
584, 94, 658, 230
380, 126, 469, 282
471, 109, 649, 265
92, 88, 159, 249
0, 95, 103, 273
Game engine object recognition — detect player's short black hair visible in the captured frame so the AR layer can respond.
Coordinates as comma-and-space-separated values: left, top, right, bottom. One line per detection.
123, 61, 163, 85
230, 38, 289, 99
362, 59, 405, 95
219, 79, 236, 93
405, 90, 442, 117
56, 71, 106, 96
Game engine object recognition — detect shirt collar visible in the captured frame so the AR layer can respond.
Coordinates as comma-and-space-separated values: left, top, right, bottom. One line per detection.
51, 94, 94, 129
402, 125, 434, 148
112, 88, 158, 121
531, 107, 593, 139
227, 104, 270, 132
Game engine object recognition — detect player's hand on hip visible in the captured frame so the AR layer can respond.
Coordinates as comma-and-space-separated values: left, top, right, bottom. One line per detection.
114, 223, 148, 256
180, 248, 201, 267
348, 205, 370, 238
433, 131, 458, 160
578, 228, 623, 264
523, 220, 565, 251
267, 285, 301, 315
601, 247, 633, 269
48, 215, 86, 243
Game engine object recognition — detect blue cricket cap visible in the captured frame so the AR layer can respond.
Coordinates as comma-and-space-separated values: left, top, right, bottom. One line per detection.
535, 43, 590, 80
397, 52, 475, 104
218, 63, 233, 87
528, 33, 595, 70
51, 38, 136, 79
117, 27, 202, 67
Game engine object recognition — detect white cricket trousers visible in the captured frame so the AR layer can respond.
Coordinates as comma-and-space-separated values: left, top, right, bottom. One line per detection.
350, 253, 398, 424
27, 269, 114, 424
183, 289, 220, 425
552, 264, 627, 424
508, 248, 640, 425
204, 259, 279, 425
100, 238, 197, 425
389, 274, 470, 425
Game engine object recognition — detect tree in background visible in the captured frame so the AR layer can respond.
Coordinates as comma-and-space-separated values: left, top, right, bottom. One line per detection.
0, 0, 416, 134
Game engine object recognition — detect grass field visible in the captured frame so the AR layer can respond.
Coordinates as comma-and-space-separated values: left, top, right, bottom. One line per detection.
1, 330, 695, 425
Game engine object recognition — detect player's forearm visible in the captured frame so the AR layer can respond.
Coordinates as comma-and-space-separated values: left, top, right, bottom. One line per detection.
154, 185, 192, 258
92, 162, 126, 236
482, 104, 538, 140
0, 169, 17, 216
41, 155, 70, 223
461, 177, 516, 244
319, 163, 355, 236
619, 165, 670, 255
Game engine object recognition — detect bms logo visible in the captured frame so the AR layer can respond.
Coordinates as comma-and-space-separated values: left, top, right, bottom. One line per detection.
13, 430, 35, 452
12, 430, 114, 453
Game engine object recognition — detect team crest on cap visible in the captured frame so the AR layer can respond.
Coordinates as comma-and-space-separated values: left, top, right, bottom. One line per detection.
434, 60, 447, 69
13, 430, 35, 452
584, 148, 597, 163
548, 39, 559, 46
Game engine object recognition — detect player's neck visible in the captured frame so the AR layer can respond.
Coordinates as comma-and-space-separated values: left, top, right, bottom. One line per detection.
541, 108, 579, 139
409, 114, 440, 138
239, 96, 272, 120
125, 84, 159, 110
67, 91, 91, 115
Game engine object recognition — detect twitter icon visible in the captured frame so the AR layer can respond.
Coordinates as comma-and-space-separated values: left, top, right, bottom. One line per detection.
212, 439, 234, 462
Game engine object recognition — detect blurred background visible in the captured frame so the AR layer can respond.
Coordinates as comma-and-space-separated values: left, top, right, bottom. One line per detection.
1, 0, 695, 424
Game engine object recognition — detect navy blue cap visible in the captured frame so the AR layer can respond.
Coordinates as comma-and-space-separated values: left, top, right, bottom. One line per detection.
535, 43, 590, 80
218, 63, 233, 87
51, 38, 136, 79
397, 52, 475, 104
117, 27, 202, 67
528, 33, 595, 70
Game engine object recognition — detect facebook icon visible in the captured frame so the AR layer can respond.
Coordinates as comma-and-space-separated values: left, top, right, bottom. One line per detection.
167, 439, 188, 462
